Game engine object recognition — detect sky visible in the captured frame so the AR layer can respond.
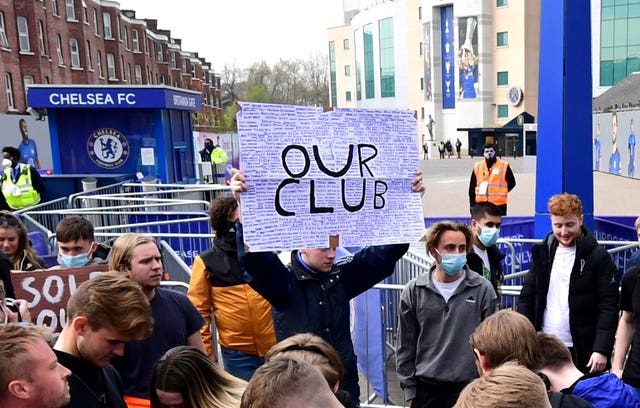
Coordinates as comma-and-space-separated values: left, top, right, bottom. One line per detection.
117, 0, 345, 71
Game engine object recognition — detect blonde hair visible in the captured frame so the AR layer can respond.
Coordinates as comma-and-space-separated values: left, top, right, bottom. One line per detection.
454, 362, 550, 408
108, 233, 158, 271
150, 346, 246, 408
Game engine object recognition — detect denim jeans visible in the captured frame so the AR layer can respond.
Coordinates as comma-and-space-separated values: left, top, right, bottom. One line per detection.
220, 346, 265, 381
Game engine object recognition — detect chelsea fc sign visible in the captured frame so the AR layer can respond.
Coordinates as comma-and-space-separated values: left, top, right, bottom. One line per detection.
87, 128, 130, 169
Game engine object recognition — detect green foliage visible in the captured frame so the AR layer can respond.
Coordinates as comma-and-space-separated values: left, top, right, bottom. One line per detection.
244, 84, 271, 103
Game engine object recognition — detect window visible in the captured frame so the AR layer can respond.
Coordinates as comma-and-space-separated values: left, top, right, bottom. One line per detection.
96, 51, 103, 77
120, 55, 124, 81
92, 9, 98, 35
126, 63, 131, 83
69, 38, 80, 67
497, 104, 508, 118
420, 77, 424, 90
23, 75, 34, 106
135, 64, 142, 84
379, 17, 395, 97
144, 35, 149, 55
343, 38, 350, 49
181, 58, 187, 74
5, 73, 14, 109
132, 29, 139, 51
419, 42, 423, 55
497, 31, 508, 47
346, 91, 352, 101
363, 23, 374, 99
116, 16, 121, 40
170, 52, 176, 69
17, 17, 31, 52
82, 1, 88, 23
106, 53, 116, 79
497, 71, 509, 86
146, 66, 151, 84
38, 20, 46, 55
497, 0, 508, 6
0, 12, 9, 48
52, 0, 59, 16
191, 65, 196, 78
85, 40, 92, 69
55, 35, 64, 64
345, 65, 351, 76
123, 28, 128, 49
66, 0, 75, 20
160, 75, 165, 84
418, 6, 422, 20
156, 42, 163, 62
103, 12, 112, 38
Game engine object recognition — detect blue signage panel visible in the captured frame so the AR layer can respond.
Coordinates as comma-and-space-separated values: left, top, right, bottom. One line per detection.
440, 6, 455, 109
27, 86, 202, 111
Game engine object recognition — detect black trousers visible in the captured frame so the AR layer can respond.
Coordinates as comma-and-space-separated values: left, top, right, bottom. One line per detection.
412, 378, 468, 408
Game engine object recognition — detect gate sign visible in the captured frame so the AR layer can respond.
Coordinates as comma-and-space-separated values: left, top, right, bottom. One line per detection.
236, 102, 425, 251
10, 265, 109, 332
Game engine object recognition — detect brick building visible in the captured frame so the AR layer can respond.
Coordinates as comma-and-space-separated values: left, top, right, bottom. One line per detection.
0, 0, 221, 130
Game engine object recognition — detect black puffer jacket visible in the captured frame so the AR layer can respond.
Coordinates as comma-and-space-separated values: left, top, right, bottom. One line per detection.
517, 226, 619, 372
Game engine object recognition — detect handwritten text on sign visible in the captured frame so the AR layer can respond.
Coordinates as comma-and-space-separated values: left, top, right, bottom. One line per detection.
236, 103, 425, 251
10, 265, 109, 332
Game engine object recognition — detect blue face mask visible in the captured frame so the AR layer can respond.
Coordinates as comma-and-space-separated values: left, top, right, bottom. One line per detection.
57, 248, 92, 268
478, 226, 500, 247
435, 249, 467, 276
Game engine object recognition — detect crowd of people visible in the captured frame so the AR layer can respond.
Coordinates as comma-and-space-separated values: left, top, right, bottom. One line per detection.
2, 161, 640, 408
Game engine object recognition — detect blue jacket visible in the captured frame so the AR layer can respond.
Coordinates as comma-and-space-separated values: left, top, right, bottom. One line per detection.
571, 373, 640, 408
237, 223, 408, 404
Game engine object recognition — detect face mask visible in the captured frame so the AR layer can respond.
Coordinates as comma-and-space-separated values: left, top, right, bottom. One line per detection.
478, 226, 500, 247
435, 249, 467, 276
484, 151, 495, 160
57, 246, 92, 268
1, 158, 11, 169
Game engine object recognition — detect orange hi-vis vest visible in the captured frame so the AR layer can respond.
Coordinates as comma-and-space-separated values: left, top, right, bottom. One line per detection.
473, 159, 509, 206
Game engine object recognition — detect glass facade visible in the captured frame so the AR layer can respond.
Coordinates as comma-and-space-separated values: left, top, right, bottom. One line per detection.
329, 41, 337, 107
379, 17, 395, 97
355, 28, 362, 100
600, 0, 640, 86
364, 23, 375, 99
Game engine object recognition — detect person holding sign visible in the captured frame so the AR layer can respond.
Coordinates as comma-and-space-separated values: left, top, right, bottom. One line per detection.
109, 233, 206, 408
53, 272, 153, 408
0, 323, 71, 408
52, 216, 110, 269
231, 168, 425, 405
468, 143, 516, 216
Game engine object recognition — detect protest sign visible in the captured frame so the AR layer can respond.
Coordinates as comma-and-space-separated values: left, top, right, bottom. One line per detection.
10, 265, 109, 331
236, 102, 425, 251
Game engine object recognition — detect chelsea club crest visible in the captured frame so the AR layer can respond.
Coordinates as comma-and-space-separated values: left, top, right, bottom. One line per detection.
87, 128, 129, 169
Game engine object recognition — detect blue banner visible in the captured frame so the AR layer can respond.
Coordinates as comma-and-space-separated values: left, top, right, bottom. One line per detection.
441, 6, 455, 109
27, 86, 202, 111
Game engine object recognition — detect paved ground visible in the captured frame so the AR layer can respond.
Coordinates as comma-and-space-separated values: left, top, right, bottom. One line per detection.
419, 155, 640, 217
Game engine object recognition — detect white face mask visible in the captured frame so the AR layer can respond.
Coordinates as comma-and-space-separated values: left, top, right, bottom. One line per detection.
1, 158, 11, 169
484, 151, 496, 160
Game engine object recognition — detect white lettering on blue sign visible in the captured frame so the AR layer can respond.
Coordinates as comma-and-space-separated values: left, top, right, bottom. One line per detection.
48, 92, 136, 106
172, 94, 196, 108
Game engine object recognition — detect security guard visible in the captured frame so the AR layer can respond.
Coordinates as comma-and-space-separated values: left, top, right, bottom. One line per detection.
468, 143, 516, 215
1, 146, 44, 210
210, 144, 228, 184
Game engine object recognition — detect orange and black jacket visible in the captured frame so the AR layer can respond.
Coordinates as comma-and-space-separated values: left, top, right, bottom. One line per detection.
188, 239, 276, 357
